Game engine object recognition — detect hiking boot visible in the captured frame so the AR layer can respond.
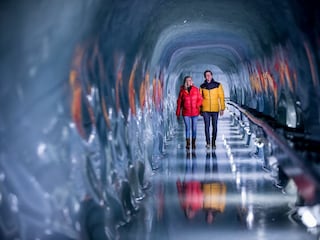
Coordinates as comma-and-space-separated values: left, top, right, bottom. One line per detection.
186, 138, 190, 150
192, 138, 196, 149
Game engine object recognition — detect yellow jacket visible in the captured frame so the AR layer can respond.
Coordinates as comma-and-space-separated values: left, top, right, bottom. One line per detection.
200, 80, 225, 112
202, 182, 226, 212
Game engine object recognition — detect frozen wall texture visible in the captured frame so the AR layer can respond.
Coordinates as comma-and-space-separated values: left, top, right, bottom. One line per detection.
0, 0, 319, 239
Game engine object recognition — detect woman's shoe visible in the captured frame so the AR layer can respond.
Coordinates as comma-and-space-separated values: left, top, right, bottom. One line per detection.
192, 138, 196, 149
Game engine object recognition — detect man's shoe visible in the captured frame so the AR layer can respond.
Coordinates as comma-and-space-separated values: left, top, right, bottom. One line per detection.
186, 138, 190, 150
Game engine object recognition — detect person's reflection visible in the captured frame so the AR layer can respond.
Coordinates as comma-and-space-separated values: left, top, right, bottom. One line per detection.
176, 151, 203, 219
202, 151, 226, 224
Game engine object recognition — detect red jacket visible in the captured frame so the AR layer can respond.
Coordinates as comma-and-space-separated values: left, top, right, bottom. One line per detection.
176, 179, 203, 212
176, 86, 203, 117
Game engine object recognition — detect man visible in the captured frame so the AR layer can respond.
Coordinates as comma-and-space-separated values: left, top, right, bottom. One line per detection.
200, 70, 225, 149
202, 151, 226, 224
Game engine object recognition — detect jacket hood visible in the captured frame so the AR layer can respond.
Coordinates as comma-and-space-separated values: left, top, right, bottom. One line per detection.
200, 79, 220, 90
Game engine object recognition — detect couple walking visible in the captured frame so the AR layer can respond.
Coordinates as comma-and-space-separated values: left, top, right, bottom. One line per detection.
176, 70, 225, 150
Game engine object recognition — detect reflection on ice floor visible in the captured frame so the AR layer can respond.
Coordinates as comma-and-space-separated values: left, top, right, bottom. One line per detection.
118, 112, 315, 240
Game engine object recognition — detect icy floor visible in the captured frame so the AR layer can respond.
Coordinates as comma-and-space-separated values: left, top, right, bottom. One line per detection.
119, 112, 315, 240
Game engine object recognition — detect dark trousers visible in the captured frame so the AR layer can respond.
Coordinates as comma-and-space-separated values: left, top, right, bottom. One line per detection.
202, 112, 219, 144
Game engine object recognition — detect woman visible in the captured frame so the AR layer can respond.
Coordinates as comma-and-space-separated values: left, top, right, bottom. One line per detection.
176, 76, 203, 149
176, 151, 203, 219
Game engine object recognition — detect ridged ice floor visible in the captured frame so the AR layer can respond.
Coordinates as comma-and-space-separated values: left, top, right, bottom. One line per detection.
119, 111, 314, 240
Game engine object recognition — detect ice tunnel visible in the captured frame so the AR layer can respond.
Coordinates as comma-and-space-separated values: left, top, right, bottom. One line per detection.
0, 0, 320, 239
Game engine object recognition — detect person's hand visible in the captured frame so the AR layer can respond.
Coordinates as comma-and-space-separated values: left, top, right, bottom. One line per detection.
219, 110, 224, 116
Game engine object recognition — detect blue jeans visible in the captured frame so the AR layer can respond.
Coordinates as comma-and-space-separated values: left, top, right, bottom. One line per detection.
202, 112, 219, 144
183, 116, 198, 139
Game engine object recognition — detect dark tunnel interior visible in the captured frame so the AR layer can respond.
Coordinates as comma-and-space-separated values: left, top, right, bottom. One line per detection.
0, 0, 320, 239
